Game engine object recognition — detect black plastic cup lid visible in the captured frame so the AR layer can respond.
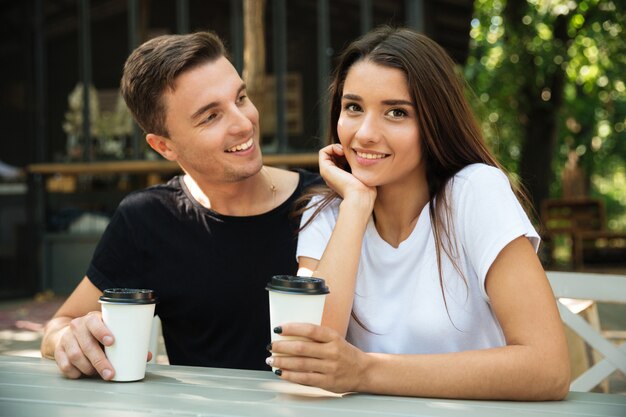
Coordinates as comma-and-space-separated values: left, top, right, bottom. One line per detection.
265, 275, 329, 295
99, 288, 157, 304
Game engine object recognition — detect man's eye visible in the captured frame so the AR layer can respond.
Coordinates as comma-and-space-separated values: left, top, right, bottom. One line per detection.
205, 113, 218, 123
237, 94, 247, 103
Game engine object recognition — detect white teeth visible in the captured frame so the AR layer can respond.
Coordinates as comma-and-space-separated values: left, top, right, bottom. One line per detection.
226, 138, 253, 153
356, 151, 387, 159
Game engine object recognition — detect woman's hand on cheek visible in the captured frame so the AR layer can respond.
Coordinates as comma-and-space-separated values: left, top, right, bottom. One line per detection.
318, 144, 376, 209
319, 143, 347, 177
267, 323, 368, 394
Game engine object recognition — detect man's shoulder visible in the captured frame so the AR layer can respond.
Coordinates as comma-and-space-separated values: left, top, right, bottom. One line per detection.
272, 166, 321, 182
119, 175, 183, 211
270, 167, 323, 199
292, 168, 323, 189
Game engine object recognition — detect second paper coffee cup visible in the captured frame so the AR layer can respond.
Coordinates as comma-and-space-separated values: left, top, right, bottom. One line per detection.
265, 275, 329, 370
99, 288, 157, 382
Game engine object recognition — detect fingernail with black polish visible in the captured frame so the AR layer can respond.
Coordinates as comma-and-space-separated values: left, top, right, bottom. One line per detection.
273, 326, 282, 334
266, 343, 272, 352
274, 369, 282, 376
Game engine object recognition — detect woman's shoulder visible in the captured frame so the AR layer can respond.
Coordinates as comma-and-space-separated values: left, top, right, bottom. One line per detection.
454, 163, 508, 184
449, 163, 510, 194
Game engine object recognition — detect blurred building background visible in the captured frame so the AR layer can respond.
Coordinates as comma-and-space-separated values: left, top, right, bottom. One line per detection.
0, 0, 624, 299
0, 0, 475, 298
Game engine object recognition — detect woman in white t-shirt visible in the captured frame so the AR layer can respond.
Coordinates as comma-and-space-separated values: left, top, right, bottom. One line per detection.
266, 26, 569, 400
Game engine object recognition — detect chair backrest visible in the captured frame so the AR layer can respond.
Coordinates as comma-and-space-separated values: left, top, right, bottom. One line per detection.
546, 271, 626, 392
541, 198, 605, 234
547, 271, 626, 303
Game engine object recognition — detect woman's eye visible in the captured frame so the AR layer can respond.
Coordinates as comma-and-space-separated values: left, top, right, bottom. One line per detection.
205, 113, 218, 123
237, 94, 247, 103
388, 108, 407, 118
344, 103, 361, 112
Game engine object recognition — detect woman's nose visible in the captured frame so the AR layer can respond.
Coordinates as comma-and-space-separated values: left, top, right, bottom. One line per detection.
354, 114, 381, 143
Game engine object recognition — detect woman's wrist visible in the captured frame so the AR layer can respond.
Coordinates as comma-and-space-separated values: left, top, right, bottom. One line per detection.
356, 351, 380, 393
340, 193, 374, 216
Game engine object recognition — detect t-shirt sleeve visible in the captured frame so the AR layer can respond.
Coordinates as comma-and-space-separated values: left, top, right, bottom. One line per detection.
86, 199, 144, 291
456, 166, 540, 301
296, 196, 338, 262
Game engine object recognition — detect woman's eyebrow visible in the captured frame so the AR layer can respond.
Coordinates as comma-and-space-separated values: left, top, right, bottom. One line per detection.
381, 99, 413, 106
342, 93, 362, 101
342, 94, 413, 107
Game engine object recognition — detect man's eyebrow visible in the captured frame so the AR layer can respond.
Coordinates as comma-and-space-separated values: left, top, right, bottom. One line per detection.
191, 101, 218, 122
190, 83, 247, 122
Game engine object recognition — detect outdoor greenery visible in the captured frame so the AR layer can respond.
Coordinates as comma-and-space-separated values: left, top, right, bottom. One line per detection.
465, 0, 625, 229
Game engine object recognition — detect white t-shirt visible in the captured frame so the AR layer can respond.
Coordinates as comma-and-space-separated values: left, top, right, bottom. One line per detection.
297, 164, 540, 354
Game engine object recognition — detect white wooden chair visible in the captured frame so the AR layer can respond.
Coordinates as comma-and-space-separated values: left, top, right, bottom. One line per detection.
546, 271, 626, 392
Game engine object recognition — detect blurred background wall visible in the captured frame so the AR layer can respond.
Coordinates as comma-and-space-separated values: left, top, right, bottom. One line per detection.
0, 0, 624, 299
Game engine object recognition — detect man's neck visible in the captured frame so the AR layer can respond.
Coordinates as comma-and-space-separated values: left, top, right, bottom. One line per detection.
183, 170, 275, 216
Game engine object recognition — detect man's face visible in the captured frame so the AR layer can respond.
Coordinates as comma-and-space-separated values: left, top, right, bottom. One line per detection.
160, 56, 262, 183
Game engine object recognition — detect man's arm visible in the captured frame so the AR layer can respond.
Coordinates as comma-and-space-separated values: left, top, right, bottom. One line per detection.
41, 276, 116, 380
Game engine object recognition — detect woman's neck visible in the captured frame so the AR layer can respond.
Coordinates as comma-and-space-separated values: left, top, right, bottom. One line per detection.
373, 176, 430, 248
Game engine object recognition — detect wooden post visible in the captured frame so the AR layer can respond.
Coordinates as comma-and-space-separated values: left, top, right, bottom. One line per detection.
243, 0, 266, 106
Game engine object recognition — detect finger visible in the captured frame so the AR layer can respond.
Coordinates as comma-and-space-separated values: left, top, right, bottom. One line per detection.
276, 323, 337, 343
60, 332, 97, 377
72, 317, 114, 380
54, 345, 83, 379
147, 351, 153, 362
276, 369, 341, 393
82, 315, 115, 379
320, 143, 343, 156
84, 311, 114, 346
268, 354, 330, 374
270, 339, 326, 361
332, 143, 344, 156
319, 143, 337, 154
319, 148, 336, 166
319, 144, 346, 166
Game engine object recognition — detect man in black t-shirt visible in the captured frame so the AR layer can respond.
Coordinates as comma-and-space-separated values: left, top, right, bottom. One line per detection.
41, 31, 321, 380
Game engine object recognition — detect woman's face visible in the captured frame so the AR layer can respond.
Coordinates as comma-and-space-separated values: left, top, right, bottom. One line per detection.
337, 60, 424, 188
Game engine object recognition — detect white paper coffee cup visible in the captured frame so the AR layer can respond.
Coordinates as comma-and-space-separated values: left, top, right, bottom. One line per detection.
99, 288, 157, 382
266, 275, 329, 371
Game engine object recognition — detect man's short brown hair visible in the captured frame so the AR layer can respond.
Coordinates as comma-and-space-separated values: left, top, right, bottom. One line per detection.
121, 31, 227, 137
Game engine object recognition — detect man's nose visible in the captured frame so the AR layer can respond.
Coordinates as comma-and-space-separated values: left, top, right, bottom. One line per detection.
228, 107, 254, 135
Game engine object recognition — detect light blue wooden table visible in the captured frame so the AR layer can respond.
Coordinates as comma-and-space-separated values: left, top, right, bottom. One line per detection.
1, 355, 624, 417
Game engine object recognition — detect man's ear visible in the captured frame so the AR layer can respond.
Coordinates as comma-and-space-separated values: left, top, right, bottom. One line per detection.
146, 133, 177, 161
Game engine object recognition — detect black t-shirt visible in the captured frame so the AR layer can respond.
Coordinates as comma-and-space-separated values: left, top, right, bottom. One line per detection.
87, 169, 322, 371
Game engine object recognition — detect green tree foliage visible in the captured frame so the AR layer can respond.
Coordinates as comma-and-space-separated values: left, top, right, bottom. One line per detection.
465, 0, 626, 229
